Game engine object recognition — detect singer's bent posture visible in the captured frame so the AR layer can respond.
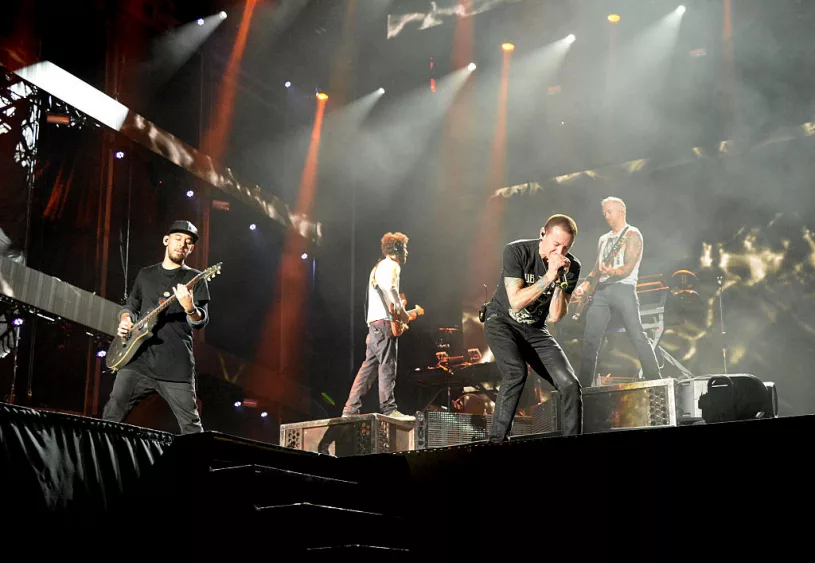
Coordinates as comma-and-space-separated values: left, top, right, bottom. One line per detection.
482, 214, 583, 442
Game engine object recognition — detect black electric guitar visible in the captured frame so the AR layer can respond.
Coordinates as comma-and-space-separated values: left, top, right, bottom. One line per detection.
571, 227, 629, 321
105, 263, 222, 371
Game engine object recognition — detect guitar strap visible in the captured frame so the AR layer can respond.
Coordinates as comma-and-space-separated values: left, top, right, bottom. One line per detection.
598, 225, 630, 287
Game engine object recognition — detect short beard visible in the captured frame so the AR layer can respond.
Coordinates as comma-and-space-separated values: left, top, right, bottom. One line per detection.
168, 251, 185, 265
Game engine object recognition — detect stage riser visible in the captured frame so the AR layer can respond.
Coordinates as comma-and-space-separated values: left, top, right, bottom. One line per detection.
280, 414, 415, 456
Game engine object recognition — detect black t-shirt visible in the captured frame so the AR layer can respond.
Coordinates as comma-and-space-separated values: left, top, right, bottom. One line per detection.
121, 264, 210, 382
487, 239, 581, 329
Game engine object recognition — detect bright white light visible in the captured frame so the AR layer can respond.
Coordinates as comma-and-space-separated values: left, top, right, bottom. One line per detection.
467, 62, 477, 71
301, 252, 308, 260
284, 81, 291, 88
96, 350, 107, 358
197, 18, 204, 26
249, 224, 257, 231
15, 62, 129, 131
220, 11, 227, 19
115, 151, 124, 159
566, 34, 576, 43
378, 87, 385, 94
233, 401, 241, 407
186, 190, 194, 198
676, 5, 686, 15
260, 411, 268, 418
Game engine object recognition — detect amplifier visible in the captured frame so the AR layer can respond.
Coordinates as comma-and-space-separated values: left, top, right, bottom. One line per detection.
675, 376, 711, 424
583, 379, 677, 433
280, 414, 415, 457
414, 411, 535, 449
531, 391, 561, 434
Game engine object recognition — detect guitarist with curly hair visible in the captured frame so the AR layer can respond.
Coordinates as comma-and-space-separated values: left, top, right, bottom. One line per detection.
573, 197, 661, 387
341, 232, 422, 421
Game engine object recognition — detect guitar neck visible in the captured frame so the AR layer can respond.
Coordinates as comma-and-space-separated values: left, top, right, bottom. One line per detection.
137, 274, 202, 328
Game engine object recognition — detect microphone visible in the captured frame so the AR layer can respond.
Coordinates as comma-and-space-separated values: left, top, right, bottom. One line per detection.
558, 267, 569, 290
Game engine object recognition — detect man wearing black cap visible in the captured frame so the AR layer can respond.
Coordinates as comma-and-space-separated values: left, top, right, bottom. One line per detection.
102, 220, 210, 434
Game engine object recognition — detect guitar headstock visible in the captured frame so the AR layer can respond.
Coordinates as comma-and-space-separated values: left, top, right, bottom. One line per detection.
203, 262, 223, 282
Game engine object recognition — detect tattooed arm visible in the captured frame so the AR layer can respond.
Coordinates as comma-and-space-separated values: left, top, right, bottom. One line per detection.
504, 270, 559, 314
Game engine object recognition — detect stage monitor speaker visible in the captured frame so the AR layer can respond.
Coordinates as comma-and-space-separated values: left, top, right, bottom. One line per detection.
698, 374, 777, 423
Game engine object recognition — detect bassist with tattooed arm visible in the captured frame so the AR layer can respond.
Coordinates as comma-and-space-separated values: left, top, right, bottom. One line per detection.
573, 197, 661, 387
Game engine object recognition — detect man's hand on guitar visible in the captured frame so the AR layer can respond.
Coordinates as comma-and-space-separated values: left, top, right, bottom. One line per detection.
117, 316, 133, 338
173, 284, 195, 314
573, 281, 590, 300
599, 262, 615, 276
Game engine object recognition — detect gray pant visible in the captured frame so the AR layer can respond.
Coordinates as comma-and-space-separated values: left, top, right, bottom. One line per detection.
578, 283, 661, 387
343, 320, 398, 415
102, 368, 204, 434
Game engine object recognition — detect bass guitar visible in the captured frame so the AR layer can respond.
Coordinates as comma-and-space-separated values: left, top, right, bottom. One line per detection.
105, 263, 222, 371
571, 227, 629, 321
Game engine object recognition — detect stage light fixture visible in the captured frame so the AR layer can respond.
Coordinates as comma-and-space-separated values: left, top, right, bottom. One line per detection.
115, 151, 124, 159
501, 42, 515, 52
46, 113, 70, 125
316, 91, 328, 101
301, 252, 308, 260
284, 81, 291, 88
378, 87, 385, 94
233, 401, 242, 407
261, 411, 268, 418
566, 34, 576, 43
607, 14, 621, 23
197, 18, 204, 26
249, 224, 257, 231
467, 62, 477, 71
676, 5, 686, 15
185, 190, 194, 198
96, 350, 107, 358
220, 11, 227, 19
12, 317, 23, 327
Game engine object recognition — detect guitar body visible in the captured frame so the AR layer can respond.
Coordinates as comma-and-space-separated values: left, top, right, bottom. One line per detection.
571, 227, 631, 322
388, 302, 425, 337
106, 316, 156, 371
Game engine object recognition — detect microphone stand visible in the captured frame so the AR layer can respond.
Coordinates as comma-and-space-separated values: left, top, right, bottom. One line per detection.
717, 276, 727, 374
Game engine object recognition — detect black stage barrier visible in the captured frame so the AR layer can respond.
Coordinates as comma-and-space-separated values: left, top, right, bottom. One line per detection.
0, 402, 173, 522
3, 402, 814, 559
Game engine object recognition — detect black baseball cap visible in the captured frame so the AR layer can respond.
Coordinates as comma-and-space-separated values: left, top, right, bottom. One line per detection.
167, 220, 199, 243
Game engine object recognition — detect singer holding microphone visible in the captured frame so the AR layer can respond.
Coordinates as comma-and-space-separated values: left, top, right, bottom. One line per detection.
482, 214, 583, 442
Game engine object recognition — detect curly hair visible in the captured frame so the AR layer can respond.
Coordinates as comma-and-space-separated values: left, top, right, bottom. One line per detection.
381, 232, 409, 257
543, 214, 578, 236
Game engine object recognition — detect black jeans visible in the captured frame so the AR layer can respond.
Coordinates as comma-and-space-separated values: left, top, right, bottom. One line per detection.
577, 283, 661, 387
343, 320, 399, 415
485, 314, 582, 440
102, 368, 204, 434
